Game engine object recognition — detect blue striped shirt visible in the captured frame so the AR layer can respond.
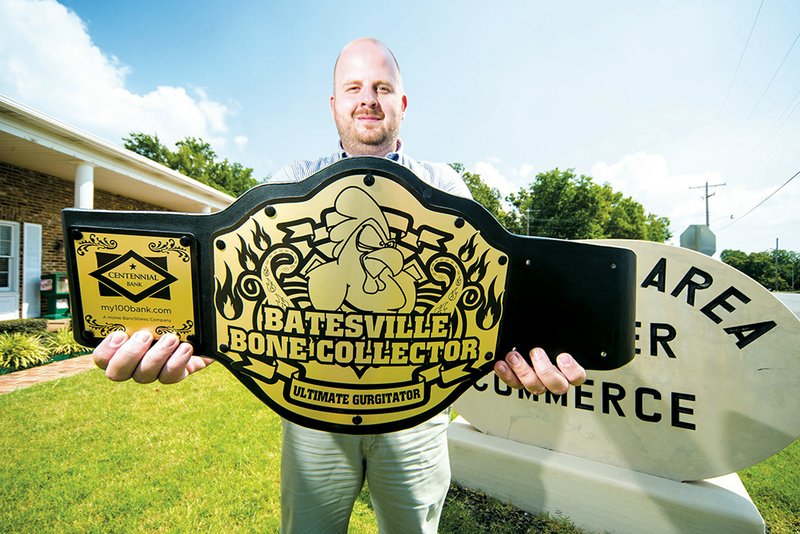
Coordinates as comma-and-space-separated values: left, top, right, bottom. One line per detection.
271, 141, 472, 199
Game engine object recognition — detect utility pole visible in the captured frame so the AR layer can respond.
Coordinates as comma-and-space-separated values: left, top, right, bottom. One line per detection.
689, 181, 726, 226
524, 208, 536, 235
526, 209, 530, 236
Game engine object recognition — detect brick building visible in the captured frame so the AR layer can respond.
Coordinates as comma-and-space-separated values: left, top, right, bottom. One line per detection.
0, 95, 233, 320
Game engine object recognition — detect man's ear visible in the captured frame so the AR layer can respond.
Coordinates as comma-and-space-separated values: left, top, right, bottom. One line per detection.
401, 94, 408, 116
330, 95, 336, 115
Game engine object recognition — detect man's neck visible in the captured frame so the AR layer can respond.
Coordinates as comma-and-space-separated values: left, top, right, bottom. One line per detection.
341, 139, 400, 157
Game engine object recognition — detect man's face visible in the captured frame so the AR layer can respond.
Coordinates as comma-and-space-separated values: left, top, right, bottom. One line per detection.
331, 41, 407, 157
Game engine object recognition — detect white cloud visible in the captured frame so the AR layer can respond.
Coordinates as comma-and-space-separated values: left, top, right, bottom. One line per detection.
472, 161, 517, 197
0, 0, 234, 148
591, 152, 800, 253
471, 159, 537, 200
592, 152, 716, 225
234, 135, 249, 151
514, 164, 535, 182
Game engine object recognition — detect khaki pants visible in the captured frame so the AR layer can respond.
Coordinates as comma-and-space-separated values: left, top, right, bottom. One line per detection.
280, 412, 451, 533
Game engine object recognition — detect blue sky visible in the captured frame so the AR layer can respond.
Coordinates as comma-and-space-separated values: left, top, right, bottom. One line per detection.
1, 0, 799, 254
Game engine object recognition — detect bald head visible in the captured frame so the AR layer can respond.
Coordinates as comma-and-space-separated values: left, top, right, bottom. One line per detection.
334, 38, 402, 91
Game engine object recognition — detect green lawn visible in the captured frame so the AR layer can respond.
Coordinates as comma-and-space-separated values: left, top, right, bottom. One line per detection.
0, 365, 796, 533
740, 439, 800, 533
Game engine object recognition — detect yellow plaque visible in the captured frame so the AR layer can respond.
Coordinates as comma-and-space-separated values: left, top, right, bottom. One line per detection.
213, 174, 508, 431
70, 231, 197, 340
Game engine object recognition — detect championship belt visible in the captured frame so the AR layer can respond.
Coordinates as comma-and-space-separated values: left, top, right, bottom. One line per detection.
62, 157, 636, 433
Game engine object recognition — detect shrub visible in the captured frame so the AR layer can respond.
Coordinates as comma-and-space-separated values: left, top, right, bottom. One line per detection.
45, 328, 88, 357
0, 318, 49, 335
0, 333, 50, 371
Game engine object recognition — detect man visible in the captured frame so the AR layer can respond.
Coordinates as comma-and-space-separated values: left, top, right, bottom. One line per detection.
93, 37, 586, 533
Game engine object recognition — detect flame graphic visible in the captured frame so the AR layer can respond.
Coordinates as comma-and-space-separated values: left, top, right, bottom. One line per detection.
476, 277, 503, 330
237, 235, 261, 272
251, 223, 271, 251
215, 264, 244, 320
458, 233, 479, 262
466, 250, 490, 283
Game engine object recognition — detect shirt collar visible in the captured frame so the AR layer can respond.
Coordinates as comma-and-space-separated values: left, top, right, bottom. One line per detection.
338, 139, 403, 161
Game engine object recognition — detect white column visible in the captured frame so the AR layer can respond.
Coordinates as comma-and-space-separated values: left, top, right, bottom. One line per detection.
74, 162, 95, 209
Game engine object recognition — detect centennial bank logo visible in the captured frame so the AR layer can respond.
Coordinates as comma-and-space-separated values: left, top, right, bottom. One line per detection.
213, 174, 509, 431
90, 250, 177, 302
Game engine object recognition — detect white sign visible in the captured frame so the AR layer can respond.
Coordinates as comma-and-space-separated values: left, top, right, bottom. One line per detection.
456, 240, 800, 481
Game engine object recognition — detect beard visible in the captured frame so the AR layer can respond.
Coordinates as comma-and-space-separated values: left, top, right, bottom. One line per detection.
335, 110, 402, 155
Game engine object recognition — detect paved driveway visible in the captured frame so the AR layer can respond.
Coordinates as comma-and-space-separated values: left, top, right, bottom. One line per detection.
775, 292, 800, 317
0, 354, 94, 394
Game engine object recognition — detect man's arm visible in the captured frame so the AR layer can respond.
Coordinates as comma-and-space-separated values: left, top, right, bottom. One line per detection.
93, 331, 214, 384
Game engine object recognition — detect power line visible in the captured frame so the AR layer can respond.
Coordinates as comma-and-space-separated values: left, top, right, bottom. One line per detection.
718, 168, 800, 230
756, 84, 800, 153
741, 29, 800, 128
715, 0, 765, 128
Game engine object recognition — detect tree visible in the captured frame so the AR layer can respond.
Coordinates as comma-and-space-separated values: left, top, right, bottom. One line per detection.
603, 192, 647, 239
720, 249, 749, 273
507, 168, 671, 241
123, 133, 259, 197
450, 163, 512, 228
645, 214, 672, 243
123, 132, 170, 165
721, 248, 800, 290
448, 164, 670, 242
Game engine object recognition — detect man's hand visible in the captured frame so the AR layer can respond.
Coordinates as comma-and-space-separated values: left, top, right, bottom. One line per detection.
92, 330, 214, 384
494, 347, 586, 395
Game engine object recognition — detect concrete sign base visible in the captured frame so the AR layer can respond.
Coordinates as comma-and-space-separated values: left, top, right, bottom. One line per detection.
448, 418, 765, 534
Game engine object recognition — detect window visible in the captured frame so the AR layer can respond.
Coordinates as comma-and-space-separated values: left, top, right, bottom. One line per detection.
0, 222, 16, 291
